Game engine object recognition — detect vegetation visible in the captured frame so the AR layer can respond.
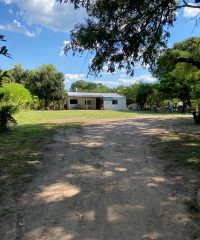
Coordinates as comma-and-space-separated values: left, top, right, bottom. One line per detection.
0, 35, 10, 58
60, 0, 200, 75
15, 110, 141, 124
150, 118, 200, 169
71, 80, 113, 92
0, 36, 199, 126
0, 64, 66, 110
0, 83, 32, 110
152, 37, 200, 122
25, 64, 66, 109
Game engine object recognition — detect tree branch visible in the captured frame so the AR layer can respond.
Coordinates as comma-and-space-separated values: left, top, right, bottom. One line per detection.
175, 57, 200, 69
180, 0, 200, 8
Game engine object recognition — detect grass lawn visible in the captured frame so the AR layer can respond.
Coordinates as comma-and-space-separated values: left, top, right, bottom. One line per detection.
149, 117, 200, 169
15, 110, 141, 124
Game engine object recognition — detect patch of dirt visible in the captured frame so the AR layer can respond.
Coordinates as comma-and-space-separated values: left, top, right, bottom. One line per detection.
1, 116, 200, 240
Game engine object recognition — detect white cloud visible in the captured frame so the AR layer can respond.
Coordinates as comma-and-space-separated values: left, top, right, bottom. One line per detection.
119, 74, 127, 78
93, 80, 120, 87
0, 0, 86, 32
183, 4, 200, 18
118, 78, 137, 85
0, 19, 40, 37
65, 74, 85, 83
118, 74, 157, 86
8, 8, 13, 14
59, 40, 71, 56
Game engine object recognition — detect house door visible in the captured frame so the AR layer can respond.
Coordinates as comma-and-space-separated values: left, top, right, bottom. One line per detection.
96, 98, 102, 110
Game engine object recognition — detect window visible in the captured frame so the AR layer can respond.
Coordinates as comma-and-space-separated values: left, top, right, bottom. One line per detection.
70, 99, 78, 104
85, 100, 92, 105
112, 100, 118, 105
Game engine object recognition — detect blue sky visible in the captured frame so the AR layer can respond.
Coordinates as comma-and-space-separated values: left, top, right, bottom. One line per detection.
0, 0, 200, 89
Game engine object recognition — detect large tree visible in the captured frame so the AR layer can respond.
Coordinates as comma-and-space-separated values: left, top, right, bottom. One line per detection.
59, 0, 200, 75
152, 37, 200, 120
26, 64, 65, 108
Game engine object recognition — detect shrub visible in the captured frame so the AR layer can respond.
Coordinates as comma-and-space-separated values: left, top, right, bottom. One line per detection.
0, 104, 17, 131
0, 83, 32, 111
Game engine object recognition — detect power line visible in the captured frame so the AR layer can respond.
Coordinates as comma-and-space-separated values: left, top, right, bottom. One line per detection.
79, 52, 89, 75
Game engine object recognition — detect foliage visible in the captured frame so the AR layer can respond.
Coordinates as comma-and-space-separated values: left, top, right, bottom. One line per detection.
61, 0, 200, 75
152, 37, 200, 112
0, 34, 11, 58
116, 85, 138, 105
116, 82, 159, 109
6, 64, 24, 84
0, 104, 17, 131
31, 96, 40, 110
25, 64, 66, 108
0, 83, 32, 110
70, 80, 112, 92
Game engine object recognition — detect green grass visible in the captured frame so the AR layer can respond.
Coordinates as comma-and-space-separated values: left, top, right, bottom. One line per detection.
150, 118, 200, 169
15, 110, 192, 125
162, 133, 200, 169
15, 110, 141, 124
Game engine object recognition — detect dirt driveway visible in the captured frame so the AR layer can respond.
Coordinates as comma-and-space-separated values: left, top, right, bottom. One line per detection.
2, 117, 200, 240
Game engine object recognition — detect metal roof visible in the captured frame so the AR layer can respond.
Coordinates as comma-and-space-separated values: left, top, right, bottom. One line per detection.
67, 92, 125, 98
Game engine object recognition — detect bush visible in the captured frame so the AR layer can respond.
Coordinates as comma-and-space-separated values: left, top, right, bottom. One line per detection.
0, 83, 32, 111
0, 104, 17, 131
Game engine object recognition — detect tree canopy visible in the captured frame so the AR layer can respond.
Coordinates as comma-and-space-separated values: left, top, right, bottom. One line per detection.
59, 0, 200, 75
0, 64, 66, 109
70, 80, 112, 92
25, 64, 66, 107
152, 37, 200, 110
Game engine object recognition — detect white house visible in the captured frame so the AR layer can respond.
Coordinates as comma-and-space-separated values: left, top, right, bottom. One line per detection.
67, 92, 126, 110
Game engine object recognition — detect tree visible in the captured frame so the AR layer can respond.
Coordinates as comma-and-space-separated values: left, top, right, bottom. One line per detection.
59, 0, 200, 75
70, 80, 112, 92
152, 37, 200, 119
7, 64, 25, 84
116, 82, 159, 108
26, 64, 65, 108
116, 85, 138, 106
135, 82, 155, 110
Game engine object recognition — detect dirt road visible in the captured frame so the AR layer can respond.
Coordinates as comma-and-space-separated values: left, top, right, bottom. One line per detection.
2, 117, 200, 240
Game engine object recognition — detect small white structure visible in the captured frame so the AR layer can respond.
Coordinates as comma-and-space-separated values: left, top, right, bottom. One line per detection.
67, 92, 126, 110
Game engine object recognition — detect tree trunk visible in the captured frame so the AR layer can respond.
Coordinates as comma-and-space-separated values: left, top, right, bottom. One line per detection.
183, 102, 187, 113
193, 105, 200, 124
44, 99, 49, 109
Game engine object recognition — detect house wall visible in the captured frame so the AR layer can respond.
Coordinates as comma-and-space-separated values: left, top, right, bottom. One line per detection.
68, 97, 96, 110
67, 96, 127, 110
103, 98, 126, 111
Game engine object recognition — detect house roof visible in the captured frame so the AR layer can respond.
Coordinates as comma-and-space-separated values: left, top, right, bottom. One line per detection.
67, 92, 125, 98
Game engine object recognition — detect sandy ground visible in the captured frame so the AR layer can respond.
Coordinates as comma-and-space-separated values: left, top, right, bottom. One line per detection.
1, 116, 200, 240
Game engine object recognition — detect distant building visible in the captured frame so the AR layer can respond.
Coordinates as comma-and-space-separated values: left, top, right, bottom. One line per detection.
67, 92, 126, 110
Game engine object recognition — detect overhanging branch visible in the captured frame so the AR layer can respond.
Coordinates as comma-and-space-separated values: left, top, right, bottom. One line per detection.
175, 57, 200, 69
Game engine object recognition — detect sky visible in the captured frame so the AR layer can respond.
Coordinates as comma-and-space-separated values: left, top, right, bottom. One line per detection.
0, 0, 200, 89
